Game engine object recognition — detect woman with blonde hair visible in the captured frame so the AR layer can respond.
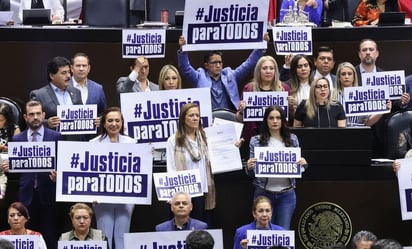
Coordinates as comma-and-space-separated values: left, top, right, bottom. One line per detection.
332, 62, 391, 126
237, 56, 290, 159
158, 64, 182, 90
294, 77, 346, 127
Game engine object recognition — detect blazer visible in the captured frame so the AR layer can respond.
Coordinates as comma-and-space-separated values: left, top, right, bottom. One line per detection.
13, 127, 62, 206
29, 83, 83, 120
155, 217, 208, 231
233, 221, 285, 249
70, 78, 107, 115
355, 64, 384, 86
116, 77, 159, 93
177, 49, 264, 110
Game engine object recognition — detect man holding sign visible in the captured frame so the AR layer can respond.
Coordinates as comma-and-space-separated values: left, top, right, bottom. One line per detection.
2, 100, 62, 249
177, 33, 269, 112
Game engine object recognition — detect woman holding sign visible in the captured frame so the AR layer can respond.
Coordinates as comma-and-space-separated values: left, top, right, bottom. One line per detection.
90, 107, 136, 249
166, 103, 215, 226
332, 62, 391, 127
236, 56, 290, 160
246, 105, 307, 229
0, 202, 47, 249
233, 196, 285, 249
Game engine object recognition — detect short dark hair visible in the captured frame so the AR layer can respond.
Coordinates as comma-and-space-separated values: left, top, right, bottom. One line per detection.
315, 46, 334, 59
203, 51, 223, 63
0, 239, 14, 249
47, 56, 71, 82
72, 52, 90, 65
186, 230, 214, 249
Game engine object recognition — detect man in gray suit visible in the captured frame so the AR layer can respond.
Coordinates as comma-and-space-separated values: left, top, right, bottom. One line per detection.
116, 56, 159, 96
155, 192, 207, 231
29, 56, 83, 130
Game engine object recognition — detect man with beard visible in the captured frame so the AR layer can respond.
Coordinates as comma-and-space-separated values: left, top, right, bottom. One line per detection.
354, 38, 410, 158
355, 39, 384, 85
1, 100, 62, 249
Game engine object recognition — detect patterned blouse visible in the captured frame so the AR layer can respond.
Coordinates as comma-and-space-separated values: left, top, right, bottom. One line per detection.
352, 0, 399, 26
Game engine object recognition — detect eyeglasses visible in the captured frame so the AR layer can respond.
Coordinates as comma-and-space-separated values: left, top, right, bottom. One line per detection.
315, 84, 329, 89
208, 61, 222, 65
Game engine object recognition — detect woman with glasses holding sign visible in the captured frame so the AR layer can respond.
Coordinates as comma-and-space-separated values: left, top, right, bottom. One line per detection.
0, 202, 47, 249
293, 77, 346, 127
246, 105, 307, 230
90, 107, 136, 249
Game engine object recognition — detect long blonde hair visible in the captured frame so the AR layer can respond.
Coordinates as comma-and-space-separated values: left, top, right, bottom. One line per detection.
158, 64, 182, 90
251, 56, 284, 91
305, 77, 333, 119
332, 62, 358, 101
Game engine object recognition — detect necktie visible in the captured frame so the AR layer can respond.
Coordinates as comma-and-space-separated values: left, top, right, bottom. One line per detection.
31, 131, 38, 189
32, 131, 38, 142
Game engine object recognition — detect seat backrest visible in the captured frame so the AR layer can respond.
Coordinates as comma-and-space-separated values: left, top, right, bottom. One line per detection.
0, 97, 23, 130
212, 108, 238, 122
83, 0, 130, 27
344, 0, 361, 22
384, 110, 412, 159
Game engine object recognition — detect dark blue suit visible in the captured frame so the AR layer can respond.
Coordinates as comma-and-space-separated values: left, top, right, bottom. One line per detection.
70, 78, 107, 115
13, 127, 62, 249
155, 217, 208, 231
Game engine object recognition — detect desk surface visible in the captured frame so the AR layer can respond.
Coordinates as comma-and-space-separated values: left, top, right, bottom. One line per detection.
1, 25, 412, 42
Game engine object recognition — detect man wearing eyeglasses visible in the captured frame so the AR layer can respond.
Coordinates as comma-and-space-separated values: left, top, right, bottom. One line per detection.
155, 192, 207, 231
177, 34, 269, 111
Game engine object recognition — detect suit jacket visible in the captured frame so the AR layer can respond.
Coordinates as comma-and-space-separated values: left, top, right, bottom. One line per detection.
178, 49, 264, 110
233, 221, 285, 249
155, 217, 208, 231
29, 83, 83, 120
13, 127, 62, 206
116, 77, 159, 93
355, 64, 384, 86
70, 79, 107, 115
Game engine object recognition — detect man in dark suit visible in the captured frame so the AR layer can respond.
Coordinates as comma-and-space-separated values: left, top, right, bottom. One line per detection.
355, 39, 384, 86
29, 56, 83, 130
280, 46, 337, 91
9, 100, 62, 249
155, 192, 207, 231
354, 39, 410, 157
70, 52, 107, 115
